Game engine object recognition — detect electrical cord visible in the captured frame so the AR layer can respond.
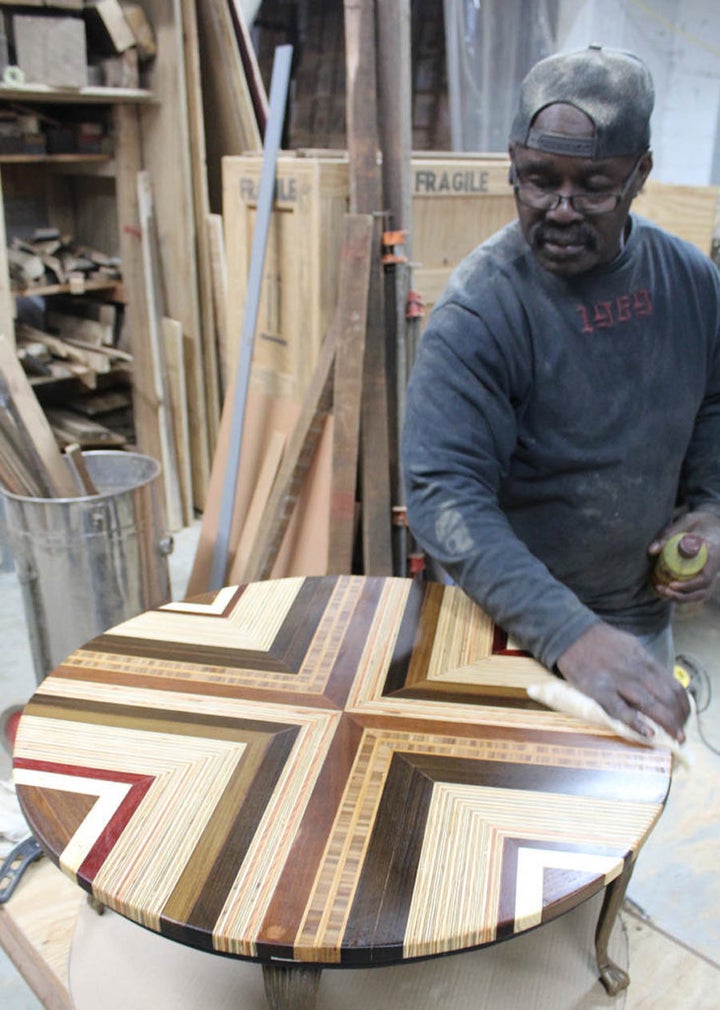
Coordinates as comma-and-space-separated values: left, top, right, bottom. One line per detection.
674, 653, 720, 756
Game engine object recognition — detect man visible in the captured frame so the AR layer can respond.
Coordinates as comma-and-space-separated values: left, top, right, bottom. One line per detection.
401, 44, 720, 743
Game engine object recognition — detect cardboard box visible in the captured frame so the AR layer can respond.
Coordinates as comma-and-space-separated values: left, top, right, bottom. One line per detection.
13, 14, 87, 88
85, 0, 136, 55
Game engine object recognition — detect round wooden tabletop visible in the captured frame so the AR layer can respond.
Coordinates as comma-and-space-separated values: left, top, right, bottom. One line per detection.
13, 576, 670, 967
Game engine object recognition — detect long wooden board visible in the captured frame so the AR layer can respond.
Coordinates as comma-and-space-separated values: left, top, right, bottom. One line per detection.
343, 1, 393, 576
327, 214, 373, 574
180, 0, 221, 452
195, 0, 263, 214
162, 316, 194, 527
0, 334, 78, 497
0, 857, 81, 1010
136, 171, 184, 532
140, 0, 210, 511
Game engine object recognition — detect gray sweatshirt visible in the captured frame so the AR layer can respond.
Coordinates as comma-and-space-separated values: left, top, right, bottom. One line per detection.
401, 216, 720, 668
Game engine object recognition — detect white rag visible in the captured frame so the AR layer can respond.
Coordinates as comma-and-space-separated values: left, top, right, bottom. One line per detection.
527, 679, 693, 769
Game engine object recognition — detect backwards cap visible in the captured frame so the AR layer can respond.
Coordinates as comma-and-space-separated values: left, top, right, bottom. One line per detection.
509, 44, 654, 159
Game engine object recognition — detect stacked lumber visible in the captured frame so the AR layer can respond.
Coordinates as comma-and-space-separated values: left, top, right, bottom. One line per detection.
7, 230, 121, 297
0, 333, 92, 498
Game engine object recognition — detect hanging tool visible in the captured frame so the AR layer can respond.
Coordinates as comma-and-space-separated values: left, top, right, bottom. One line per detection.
0, 836, 44, 904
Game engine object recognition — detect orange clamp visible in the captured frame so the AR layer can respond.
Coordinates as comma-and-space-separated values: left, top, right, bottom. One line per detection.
406, 289, 425, 319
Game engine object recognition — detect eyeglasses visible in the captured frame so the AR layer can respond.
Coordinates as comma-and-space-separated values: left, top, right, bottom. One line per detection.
510, 155, 644, 216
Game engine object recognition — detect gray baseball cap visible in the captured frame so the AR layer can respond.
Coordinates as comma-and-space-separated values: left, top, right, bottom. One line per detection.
509, 44, 654, 159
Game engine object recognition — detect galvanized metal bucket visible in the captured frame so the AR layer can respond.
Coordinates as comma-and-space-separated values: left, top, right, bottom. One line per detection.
0, 451, 172, 682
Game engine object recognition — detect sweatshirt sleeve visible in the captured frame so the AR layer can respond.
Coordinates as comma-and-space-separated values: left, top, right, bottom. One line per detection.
680, 271, 720, 518
401, 297, 599, 669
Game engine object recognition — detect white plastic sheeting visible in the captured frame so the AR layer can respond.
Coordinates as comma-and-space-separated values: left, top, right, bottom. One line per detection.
444, 0, 559, 152
443, 0, 720, 183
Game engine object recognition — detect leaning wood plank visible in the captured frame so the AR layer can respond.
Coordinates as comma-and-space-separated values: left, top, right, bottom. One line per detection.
0, 857, 81, 1010
226, 427, 285, 584
377, 0, 416, 576
113, 104, 164, 470
65, 442, 99, 495
139, 0, 210, 511
327, 213, 373, 574
241, 324, 336, 583
206, 212, 229, 397
242, 214, 374, 582
0, 334, 77, 496
227, 0, 269, 134
162, 316, 194, 527
45, 310, 112, 348
207, 44, 293, 592
343, 0, 393, 576
195, 0, 263, 214
0, 408, 47, 495
180, 0, 221, 452
136, 171, 184, 532
16, 324, 89, 366
0, 171, 14, 349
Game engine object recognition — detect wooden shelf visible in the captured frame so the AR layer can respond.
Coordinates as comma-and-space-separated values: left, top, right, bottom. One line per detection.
12, 278, 122, 299
0, 153, 112, 165
0, 85, 153, 105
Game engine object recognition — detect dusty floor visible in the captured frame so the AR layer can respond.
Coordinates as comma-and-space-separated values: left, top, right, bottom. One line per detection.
0, 519, 718, 1007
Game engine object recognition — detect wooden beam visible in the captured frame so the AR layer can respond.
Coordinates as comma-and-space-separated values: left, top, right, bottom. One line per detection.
114, 104, 164, 468
227, 0, 269, 135
162, 316, 194, 527
139, 0, 210, 511
327, 213, 373, 573
195, 0, 263, 214
180, 0, 221, 452
136, 170, 184, 532
206, 212, 229, 397
376, 0, 415, 575
343, 0, 393, 576
0, 334, 78, 496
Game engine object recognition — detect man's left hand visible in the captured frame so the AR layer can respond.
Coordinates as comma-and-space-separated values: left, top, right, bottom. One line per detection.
649, 509, 720, 603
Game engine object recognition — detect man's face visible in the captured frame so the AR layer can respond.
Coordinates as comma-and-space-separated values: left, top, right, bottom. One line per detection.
510, 104, 651, 278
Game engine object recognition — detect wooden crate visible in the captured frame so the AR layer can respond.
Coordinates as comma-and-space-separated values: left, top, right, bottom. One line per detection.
222, 152, 517, 379
223, 153, 349, 401
223, 152, 720, 379
410, 154, 516, 321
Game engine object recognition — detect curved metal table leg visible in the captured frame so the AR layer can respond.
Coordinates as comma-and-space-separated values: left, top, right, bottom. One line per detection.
262, 963, 323, 1010
596, 858, 635, 996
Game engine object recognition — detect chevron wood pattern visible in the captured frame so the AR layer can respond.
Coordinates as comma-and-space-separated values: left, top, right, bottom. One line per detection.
13, 576, 670, 968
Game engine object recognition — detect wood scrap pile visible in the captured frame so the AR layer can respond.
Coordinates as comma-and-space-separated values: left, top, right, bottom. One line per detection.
8, 228, 121, 295
0, 333, 98, 499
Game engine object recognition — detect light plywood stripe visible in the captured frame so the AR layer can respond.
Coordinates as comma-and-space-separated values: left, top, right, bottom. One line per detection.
212, 708, 341, 955
14, 717, 247, 924
295, 576, 367, 683
513, 848, 620, 932
296, 729, 662, 960
161, 585, 243, 614
426, 587, 496, 678
107, 578, 305, 651
428, 656, 550, 687
343, 578, 415, 709
403, 783, 653, 958
94, 747, 245, 928
14, 769, 134, 879
404, 785, 500, 954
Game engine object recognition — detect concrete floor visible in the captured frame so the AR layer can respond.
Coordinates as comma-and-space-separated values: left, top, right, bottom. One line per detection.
1, 519, 719, 1007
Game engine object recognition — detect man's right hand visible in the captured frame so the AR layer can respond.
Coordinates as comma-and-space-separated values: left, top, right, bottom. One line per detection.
555, 622, 689, 742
